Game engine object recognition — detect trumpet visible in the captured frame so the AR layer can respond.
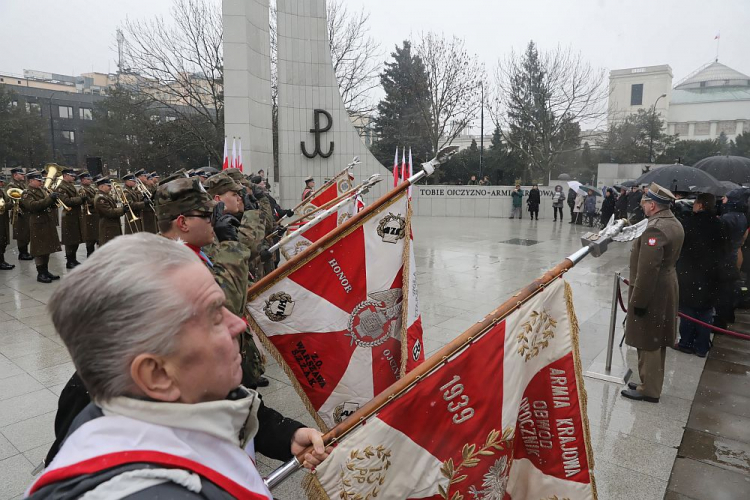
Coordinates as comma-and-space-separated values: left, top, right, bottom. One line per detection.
112, 182, 140, 225
78, 187, 92, 216
42, 164, 72, 212
135, 178, 153, 203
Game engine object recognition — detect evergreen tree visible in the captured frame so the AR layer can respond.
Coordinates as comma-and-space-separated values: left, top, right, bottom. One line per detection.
599, 109, 676, 163
731, 132, 750, 157
371, 41, 433, 169
658, 139, 720, 165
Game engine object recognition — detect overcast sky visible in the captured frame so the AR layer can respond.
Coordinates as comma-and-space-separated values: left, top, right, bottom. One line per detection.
1, 0, 747, 95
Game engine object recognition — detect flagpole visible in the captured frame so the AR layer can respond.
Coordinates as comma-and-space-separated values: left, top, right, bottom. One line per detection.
249, 147, 458, 298
263, 217, 643, 490
290, 157, 360, 213
267, 175, 383, 253
280, 180, 372, 230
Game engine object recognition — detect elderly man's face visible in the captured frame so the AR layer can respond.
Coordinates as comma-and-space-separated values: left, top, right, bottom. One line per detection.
166, 262, 245, 403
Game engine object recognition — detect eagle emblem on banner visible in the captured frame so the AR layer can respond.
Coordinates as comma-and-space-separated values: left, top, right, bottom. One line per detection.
346, 289, 403, 347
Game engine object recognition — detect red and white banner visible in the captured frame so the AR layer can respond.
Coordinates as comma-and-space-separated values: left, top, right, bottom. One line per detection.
280, 196, 358, 260
393, 148, 400, 188
238, 138, 244, 172
310, 278, 596, 500
231, 138, 238, 170
294, 170, 355, 223
246, 192, 424, 431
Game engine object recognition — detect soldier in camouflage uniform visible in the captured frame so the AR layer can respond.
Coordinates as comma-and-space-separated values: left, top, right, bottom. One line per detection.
55, 168, 86, 269
78, 172, 98, 256
156, 176, 267, 387
8, 167, 33, 260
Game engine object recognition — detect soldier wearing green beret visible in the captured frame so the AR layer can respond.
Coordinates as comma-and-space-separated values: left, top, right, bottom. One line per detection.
156, 176, 268, 387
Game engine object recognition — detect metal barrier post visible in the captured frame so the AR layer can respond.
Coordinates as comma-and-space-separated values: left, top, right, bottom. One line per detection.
584, 272, 633, 384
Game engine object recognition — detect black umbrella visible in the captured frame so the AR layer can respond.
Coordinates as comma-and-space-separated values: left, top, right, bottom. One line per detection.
694, 155, 750, 185
620, 180, 637, 188
634, 164, 726, 196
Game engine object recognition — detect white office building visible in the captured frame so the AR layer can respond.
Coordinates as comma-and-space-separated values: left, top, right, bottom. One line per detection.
608, 61, 750, 141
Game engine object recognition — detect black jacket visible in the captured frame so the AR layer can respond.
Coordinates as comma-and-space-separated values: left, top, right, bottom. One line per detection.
599, 191, 616, 224
627, 190, 642, 213
615, 192, 628, 213
527, 188, 541, 209
677, 210, 727, 308
566, 188, 577, 207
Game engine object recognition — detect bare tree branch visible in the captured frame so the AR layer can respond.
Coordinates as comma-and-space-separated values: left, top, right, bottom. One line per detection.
414, 32, 483, 155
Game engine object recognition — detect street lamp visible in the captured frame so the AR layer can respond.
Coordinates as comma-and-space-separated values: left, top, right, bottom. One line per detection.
648, 93, 668, 162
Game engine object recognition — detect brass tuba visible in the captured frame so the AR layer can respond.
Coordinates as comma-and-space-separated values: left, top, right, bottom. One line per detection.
43, 163, 72, 211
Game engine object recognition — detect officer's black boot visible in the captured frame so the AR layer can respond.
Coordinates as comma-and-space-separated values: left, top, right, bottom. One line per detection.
18, 245, 33, 261
65, 254, 76, 269
0, 254, 14, 270
36, 266, 52, 284
86, 242, 96, 257
44, 265, 60, 280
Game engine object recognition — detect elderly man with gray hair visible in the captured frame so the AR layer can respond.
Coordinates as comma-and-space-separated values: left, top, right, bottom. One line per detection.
27, 234, 329, 499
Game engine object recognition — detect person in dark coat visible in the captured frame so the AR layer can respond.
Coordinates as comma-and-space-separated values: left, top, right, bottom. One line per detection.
20, 170, 62, 283
0, 177, 14, 270
615, 187, 629, 219
675, 194, 726, 357
600, 188, 616, 226
567, 187, 577, 222
527, 184, 541, 220
583, 190, 597, 227
55, 168, 86, 269
622, 183, 685, 403
627, 186, 643, 219
94, 178, 125, 246
715, 188, 750, 327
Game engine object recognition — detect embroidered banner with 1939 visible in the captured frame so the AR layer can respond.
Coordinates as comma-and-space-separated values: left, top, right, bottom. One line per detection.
308, 278, 597, 500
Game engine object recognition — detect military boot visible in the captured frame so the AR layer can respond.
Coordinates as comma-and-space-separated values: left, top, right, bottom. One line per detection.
86, 242, 96, 257
44, 266, 60, 280
36, 266, 52, 284
18, 246, 33, 261
0, 255, 14, 270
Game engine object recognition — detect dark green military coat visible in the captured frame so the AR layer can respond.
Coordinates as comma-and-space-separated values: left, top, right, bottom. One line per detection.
0, 189, 10, 251
80, 184, 99, 243
20, 187, 61, 257
55, 180, 84, 246
141, 184, 157, 234
123, 186, 145, 234
94, 192, 124, 246
8, 178, 30, 245
625, 209, 685, 350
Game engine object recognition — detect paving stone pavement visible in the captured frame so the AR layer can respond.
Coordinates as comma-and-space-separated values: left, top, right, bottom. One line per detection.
0, 216, 710, 499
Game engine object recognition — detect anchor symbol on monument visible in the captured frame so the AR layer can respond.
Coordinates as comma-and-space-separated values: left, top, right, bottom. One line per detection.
301, 109, 334, 159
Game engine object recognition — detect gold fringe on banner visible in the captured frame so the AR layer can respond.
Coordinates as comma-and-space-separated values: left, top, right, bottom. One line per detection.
564, 281, 599, 500
398, 201, 413, 378
302, 473, 329, 500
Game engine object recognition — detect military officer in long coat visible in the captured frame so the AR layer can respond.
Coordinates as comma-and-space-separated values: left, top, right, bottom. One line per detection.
622, 183, 685, 403
122, 173, 145, 233
8, 167, 33, 260
55, 168, 86, 269
20, 170, 62, 283
0, 176, 15, 270
78, 172, 98, 256
135, 169, 157, 233
94, 177, 125, 246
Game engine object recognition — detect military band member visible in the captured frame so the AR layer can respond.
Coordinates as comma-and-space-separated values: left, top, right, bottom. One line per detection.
55, 168, 86, 269
94, 177, 125, 247
78, 172, 98, 256
135, 169, 157, 234
0, 176, 15, 270
9, 167, 32, 260
122, 173, 145, 233
20, 170, 62, 283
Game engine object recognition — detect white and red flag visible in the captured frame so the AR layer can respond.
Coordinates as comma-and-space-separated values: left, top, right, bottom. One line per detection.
408, 147, 413, 199
393, 147, 400, 188
293, 169, 355, 222
401, 147, 408, 183
222, 138, 229, 170
246, 190, 424, 431
231, 138, 238, 169
309, 278, 596, 500
238, 138, 244, 172
279, 195, 358, 260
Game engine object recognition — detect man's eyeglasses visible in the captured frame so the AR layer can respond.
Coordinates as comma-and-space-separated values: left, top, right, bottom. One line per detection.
181, 212, 213, 223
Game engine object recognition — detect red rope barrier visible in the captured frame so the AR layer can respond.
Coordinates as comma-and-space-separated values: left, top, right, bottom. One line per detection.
616, 276, 750, 341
